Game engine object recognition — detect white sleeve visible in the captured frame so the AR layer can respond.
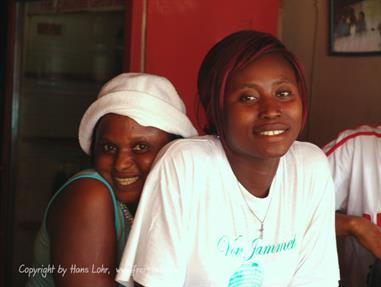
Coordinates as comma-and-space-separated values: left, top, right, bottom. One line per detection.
116, 142, 196, 287
323, 138, 352, 212
290, 155, 340, 286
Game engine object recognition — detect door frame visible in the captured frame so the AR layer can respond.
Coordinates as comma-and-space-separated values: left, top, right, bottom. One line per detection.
1, 0, 18, 285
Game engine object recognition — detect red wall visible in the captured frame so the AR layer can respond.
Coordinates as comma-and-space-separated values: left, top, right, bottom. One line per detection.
127, 0, 280, 133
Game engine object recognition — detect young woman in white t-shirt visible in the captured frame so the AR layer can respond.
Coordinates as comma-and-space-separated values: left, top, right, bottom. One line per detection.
117, 30, 340, 287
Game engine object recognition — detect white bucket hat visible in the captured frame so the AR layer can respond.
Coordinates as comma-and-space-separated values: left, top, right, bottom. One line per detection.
78, 73, 198, 154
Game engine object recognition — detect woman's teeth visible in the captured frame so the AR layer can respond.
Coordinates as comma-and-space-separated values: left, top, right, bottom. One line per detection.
260, 130, 285, 136
115, 176, 139, 186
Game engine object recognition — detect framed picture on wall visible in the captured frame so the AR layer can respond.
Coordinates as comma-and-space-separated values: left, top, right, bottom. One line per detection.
329, 0, 381, 55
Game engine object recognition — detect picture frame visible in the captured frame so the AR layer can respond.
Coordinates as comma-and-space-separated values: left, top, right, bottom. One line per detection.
329, 0, 381, 56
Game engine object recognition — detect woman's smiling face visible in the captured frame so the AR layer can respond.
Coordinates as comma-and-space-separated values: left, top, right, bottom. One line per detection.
222, 53, 303, 161
93, 114, 172, 207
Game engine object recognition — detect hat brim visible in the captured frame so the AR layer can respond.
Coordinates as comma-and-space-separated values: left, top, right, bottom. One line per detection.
78, 91, 198, 154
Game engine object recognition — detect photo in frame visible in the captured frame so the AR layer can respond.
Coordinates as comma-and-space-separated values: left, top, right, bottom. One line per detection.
329, 0, 381, 55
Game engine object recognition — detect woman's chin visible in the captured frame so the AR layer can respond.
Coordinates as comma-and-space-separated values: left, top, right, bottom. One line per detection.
115, 188, 142, 206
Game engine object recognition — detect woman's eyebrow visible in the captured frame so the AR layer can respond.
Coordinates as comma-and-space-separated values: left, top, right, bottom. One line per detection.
237, 82, 259, 88
236, 79, 290, 89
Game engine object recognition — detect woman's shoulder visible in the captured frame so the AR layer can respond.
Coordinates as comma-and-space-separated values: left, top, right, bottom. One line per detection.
48, 170, 115, 220
54, 175, 114, 211
323, 124, 381, 156
47, 175, 115, 234
285, 142, 334, 195
288, 141, 329, 170
147, 135, 226, 176
156, 135, 223, 160
290, 141, 326, 159
71, 169, 106, 182
168, 134, 220, 149
52, 169, 113, 201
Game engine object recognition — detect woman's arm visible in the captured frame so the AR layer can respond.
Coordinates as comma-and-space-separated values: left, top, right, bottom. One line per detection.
48, 178, 117, 287
336, 212, 381, 259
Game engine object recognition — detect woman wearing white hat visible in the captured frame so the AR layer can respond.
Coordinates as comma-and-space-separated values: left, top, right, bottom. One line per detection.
27, 73, 197, 287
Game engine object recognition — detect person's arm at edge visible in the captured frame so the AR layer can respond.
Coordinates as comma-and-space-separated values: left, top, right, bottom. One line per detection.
336, 212, 381, 259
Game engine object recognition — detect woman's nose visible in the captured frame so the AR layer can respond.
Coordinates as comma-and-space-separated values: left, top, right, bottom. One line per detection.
258, 97, 281, 119
114, 150, 134, 171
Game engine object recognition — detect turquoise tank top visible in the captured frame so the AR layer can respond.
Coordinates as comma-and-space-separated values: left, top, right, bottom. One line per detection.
26, 169, 130, 287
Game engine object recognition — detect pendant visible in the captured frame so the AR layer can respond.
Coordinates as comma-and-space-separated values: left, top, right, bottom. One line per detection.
259, 223, 264, 239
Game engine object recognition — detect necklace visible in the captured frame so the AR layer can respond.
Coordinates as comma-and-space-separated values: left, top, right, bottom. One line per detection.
239, 183, 272, 240
119, 202, 134, 227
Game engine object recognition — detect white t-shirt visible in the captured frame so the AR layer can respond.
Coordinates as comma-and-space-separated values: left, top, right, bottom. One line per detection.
323, 124, 381, 287
117, 135, 339, 287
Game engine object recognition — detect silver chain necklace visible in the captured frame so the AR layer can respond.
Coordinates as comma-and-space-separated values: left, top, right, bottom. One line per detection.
239, 184, 272, 240
119, 202, 134, 227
